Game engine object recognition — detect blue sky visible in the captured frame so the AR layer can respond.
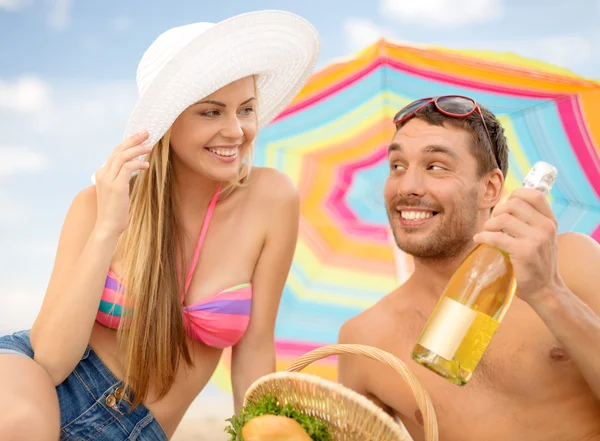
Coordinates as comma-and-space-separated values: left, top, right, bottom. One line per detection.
1, 0, 599, 335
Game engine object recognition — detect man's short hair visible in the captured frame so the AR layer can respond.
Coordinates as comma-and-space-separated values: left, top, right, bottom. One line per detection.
401, 102, 509, 178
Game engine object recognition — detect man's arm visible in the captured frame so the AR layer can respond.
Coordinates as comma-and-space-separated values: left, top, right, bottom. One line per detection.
528, 232, 600, 399
474, 188, 600, 400
337, 317, 394, 415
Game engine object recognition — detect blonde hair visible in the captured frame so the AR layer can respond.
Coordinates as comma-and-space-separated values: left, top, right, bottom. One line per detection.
114, 105, 256, 406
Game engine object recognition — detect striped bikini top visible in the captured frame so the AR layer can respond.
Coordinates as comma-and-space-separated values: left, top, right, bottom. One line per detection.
95, 184, 253, 349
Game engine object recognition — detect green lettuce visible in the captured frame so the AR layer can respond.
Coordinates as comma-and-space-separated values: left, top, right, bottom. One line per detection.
225, 395, 332, 441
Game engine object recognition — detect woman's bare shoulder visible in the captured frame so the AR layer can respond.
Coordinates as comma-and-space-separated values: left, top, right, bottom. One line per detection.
246, 166, 299, 204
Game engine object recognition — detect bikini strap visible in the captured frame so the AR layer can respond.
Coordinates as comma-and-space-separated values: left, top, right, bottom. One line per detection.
181, 184, 222, 302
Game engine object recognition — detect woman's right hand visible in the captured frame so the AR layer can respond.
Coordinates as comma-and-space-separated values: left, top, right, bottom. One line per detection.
93, 131, 152, 238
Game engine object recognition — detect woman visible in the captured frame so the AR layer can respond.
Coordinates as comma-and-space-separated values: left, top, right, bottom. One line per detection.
0, 10, 320, 441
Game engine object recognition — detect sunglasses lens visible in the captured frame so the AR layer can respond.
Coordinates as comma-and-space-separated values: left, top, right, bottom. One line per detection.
394, 98, 430, 124
436, 96, 476, 115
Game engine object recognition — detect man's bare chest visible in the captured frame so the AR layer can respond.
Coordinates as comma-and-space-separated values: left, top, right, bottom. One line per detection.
370, 299, 589, 440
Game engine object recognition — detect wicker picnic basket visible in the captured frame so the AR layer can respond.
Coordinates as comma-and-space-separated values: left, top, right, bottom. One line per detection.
243, 344, 439, 441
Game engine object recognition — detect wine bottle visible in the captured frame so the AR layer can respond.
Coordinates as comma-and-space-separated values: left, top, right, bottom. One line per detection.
410, 161, 558, 385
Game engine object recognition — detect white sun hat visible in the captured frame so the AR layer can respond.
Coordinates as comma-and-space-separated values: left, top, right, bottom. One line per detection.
91, 10, 320, 183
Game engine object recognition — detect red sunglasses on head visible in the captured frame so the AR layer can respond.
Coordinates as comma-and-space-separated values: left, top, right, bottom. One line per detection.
393, 95, 497, 168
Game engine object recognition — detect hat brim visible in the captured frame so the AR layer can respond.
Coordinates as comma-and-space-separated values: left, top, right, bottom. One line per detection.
125, 10, 320, 148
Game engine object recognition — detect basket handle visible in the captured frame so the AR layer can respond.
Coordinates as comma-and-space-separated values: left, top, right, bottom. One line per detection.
285, 343, 439, 441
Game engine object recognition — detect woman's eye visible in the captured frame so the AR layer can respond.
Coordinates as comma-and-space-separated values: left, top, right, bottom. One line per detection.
201, 110, 220, 117
239, 106, 255, 115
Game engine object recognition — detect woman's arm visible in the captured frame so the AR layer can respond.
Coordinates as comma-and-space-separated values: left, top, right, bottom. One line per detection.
230, 169, 300, 413
30, 186, 119, 384
30, 133, 151, 384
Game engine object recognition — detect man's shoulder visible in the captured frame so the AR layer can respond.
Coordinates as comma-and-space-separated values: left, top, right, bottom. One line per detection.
338, 309, 369, 345
557, 231, 598, 251
338, 291, 400, 345
556, 231, 599, 272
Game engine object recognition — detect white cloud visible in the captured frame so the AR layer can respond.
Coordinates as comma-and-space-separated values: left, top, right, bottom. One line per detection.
449, 35, 594, 73
0, 78, 137, 143
523, 35, 594, 70
342, 18, 594, 74
0, 147, 48, 177
0, 77, 139, 213
0, 0, 29, 10
380, 0, 504, 29
1, 0, 73, 29
47, 0, 71, 30
343, 18, 389, 51
30, 81, 137, 141
342, 17, 420, 52
0, 75, 52, 113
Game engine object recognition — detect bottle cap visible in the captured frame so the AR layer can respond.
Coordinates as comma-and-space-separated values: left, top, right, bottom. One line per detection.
523, 161, 557, 195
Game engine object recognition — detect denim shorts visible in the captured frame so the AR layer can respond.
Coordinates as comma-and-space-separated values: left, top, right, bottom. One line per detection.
0, 330, 168, 441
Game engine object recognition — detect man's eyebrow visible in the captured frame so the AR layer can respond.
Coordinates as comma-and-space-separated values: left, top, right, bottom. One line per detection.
195, 97, 256, 107
388, 143, 402, 155
387, 143, 459, 160
423, 144, 459, 160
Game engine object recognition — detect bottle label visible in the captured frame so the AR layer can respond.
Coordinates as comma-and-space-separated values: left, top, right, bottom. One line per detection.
418, 297, 500, 371
418, 297, 477, 360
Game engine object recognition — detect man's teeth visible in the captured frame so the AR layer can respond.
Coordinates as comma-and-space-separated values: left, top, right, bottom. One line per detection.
208, 148, 238, 157
401, 211, 433, 220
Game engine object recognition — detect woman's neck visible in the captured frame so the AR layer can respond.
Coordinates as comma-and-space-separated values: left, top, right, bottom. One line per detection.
171, 162, 222, 217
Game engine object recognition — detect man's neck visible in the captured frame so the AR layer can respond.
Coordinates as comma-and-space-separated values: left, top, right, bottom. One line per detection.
409, 242, 478, 298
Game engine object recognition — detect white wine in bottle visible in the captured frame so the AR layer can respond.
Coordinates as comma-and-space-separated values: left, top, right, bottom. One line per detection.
411, 161, 558, 385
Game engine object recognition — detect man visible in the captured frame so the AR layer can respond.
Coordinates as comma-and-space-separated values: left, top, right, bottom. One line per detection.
338, 96, 600, 441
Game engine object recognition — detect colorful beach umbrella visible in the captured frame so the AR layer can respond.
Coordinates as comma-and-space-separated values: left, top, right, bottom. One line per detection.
207, 38, 600, 395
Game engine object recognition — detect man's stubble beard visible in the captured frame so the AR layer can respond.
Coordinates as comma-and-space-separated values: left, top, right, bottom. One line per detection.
387, 189, 480, 263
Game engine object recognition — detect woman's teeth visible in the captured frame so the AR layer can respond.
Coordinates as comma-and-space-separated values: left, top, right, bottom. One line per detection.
208, 147, 238, 157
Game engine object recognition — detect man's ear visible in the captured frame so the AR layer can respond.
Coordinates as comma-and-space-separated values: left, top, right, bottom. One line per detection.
480, 169, 504, 210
